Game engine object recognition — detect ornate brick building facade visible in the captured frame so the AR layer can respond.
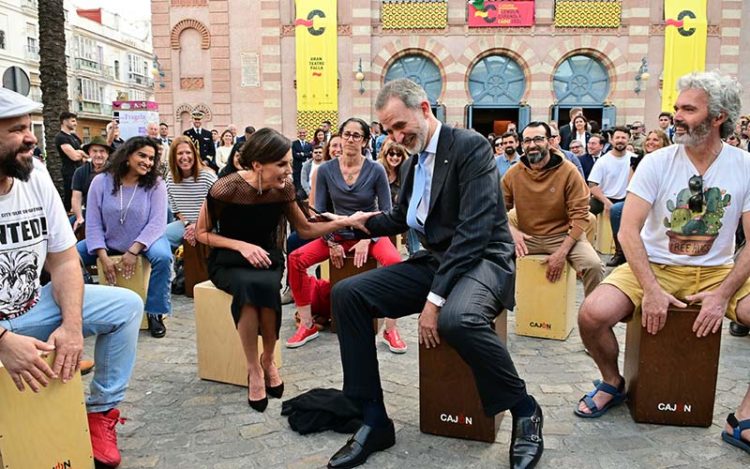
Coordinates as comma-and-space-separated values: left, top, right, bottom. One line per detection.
152, 0, 749, 137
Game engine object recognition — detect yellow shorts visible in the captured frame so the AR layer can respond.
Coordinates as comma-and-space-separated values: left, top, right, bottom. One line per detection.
601, 263, 750, 322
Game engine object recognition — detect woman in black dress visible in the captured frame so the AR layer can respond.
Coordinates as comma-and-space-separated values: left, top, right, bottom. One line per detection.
194, 128, 358, 411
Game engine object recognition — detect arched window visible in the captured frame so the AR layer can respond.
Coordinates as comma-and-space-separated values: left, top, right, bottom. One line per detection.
468, 54, 526, 105
553, 55, 610, 105
3, 66, 30, 96
384, 54, 443, 104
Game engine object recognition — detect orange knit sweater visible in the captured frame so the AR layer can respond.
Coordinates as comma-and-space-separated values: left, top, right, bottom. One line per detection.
502, 151, 591, 241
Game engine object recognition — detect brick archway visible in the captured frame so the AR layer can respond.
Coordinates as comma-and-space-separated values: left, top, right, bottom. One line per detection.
170, 19, 211, 50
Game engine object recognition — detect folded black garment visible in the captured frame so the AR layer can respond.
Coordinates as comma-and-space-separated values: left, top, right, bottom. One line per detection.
281, 387, 363, 435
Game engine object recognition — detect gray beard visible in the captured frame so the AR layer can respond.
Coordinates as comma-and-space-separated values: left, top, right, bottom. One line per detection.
527, 152, 545, 164
673, 119, 712, 146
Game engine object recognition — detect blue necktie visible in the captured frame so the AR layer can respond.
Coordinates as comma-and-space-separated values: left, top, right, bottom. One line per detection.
407, 152, 428, 233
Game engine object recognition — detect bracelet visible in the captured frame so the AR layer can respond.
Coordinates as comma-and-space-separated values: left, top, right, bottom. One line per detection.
127, 250, 139, 256
0, 329, 9, 343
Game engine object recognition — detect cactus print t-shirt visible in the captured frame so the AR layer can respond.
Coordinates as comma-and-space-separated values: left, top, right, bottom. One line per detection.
627, 143, 750, 266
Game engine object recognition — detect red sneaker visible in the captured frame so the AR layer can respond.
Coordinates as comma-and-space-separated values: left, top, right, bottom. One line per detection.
383, 329, 407, 354
286, 324, 319, 348
87, 408, 125, 467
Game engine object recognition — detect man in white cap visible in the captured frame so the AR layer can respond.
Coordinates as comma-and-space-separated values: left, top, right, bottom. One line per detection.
183, 110, 216, 169
0, 88, 143, 468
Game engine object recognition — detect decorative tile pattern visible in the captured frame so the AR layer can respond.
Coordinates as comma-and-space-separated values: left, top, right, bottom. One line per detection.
382, 1, 448, 30
554, 1, 622, 28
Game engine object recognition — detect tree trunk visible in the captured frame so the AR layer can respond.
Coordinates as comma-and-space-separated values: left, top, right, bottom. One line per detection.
38, 0, 69, 197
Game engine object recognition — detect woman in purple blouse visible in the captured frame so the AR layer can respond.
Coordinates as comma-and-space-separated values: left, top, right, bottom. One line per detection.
77, 137, 171, 338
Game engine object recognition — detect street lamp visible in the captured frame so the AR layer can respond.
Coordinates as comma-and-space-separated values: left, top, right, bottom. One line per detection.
634, 57, 650, 95
355, 58, 365, 94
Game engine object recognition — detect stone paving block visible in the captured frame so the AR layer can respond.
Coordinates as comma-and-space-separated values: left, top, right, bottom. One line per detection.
75, 277, 750, 468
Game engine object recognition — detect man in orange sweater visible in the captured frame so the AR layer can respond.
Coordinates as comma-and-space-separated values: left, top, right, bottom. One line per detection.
502, 121, 604, 296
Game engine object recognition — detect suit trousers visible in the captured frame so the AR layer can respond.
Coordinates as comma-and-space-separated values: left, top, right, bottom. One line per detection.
331, 253, 527, 416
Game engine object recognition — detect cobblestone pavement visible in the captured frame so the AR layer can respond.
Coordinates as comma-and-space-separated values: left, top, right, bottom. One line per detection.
83, 258, 750, 469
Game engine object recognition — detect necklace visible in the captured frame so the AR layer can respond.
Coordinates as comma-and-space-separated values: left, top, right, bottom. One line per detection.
119, 184, 138, 225
340, 157, 363, 184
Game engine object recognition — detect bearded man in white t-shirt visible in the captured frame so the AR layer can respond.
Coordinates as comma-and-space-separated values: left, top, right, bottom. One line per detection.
0, 88, 143, 467
575, 71, 750, 455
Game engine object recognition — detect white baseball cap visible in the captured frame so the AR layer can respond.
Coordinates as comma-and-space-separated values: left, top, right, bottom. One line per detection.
0, 87, 42, 119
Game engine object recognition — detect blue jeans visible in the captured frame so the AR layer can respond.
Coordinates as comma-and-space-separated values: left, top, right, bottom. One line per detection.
610, 201, 624, 240
166, 221, 185, 251
0, 283, 142, 412
77, 236, 173, 315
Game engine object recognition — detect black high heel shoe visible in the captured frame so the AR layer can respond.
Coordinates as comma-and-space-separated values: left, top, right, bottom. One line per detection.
247, 375, 268, 412
260, 353, 284, 399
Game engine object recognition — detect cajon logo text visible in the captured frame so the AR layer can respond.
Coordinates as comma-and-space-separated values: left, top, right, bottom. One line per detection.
529, 321, 552, 330
657, 402, 692, 413
440, 413, 473, 425
51, 460, 71, 469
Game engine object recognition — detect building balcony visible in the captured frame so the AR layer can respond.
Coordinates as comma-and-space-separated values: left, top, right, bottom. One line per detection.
75, 57, 101, 73
25, 45, 39, 61
127, 72, 154, 88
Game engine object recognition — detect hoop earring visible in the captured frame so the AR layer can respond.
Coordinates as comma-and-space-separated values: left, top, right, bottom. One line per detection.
257, 171, 263, 195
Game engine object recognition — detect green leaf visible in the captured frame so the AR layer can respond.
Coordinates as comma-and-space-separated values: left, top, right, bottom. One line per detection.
469, 0, 486, 11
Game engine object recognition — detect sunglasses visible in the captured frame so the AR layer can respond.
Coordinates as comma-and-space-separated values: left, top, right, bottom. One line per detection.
688, 175, 704, 212
386, 150, 404, 157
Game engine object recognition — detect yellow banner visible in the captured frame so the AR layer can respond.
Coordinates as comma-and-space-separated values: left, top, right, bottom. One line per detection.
661, 0, 707, 112
295, 0, 338, 114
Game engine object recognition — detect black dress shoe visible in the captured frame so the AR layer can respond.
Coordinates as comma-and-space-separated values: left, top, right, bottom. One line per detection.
147, 314, 166, 338
510, 396, 544, 469
730, 321, 750, 337
606, 252, 626, 267
328, 420, 395, 469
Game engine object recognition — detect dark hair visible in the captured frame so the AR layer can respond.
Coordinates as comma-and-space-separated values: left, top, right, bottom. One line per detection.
311, 127, 326, 145
107, 136, 162, 194
658, 112, 673, 122
159, 122, 168, 128
244, 126, 256, 134
612, 126, 630, 137
589, 133, 604, 145
322, 120, 332, 126
338, 117, 371, 141
312, 143, 324, 151
589, 120, 600, 134
59, 111, 77, 122
572, 114, 589, 126
239, 127, 291, 169
500, 131, 518, 142
522, 121, 552, 138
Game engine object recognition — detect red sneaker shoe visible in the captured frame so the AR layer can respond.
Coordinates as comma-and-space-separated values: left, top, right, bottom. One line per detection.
87, 408, 125, 467
286, 323, 319, 348
383, 329, 407, 354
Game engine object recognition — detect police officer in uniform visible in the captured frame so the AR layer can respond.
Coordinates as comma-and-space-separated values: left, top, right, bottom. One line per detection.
183, 111, 217, 170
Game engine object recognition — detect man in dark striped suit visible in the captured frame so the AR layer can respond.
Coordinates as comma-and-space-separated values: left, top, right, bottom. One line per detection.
327, 79, 543, 469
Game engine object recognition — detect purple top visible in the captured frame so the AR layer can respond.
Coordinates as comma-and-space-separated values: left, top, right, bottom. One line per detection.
85, 173, 168, 254
314, 158, 392, 215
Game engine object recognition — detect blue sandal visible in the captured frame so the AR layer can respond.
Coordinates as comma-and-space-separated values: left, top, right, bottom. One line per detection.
574, 378, 627, 418
722, 413, 750, 454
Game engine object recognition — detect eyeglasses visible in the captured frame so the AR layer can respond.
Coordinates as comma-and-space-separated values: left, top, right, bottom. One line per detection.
688, 175, 704, 212
386, 150, 404, 157
342, 132, 364, 142
522, 136, 547, 145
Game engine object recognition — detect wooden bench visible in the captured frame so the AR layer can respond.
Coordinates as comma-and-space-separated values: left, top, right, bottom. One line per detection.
419, 311, 508, 442
328, 257, 379, 334
624, 304, 721, 427
194, 280, 281, 387
97, 254, 151, 330
595, 212, 615, 255
515, 254, 576, 340
0, 353, 93, 468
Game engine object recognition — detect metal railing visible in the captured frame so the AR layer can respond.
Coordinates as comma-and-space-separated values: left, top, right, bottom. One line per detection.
75, 57, 100, 73
127, 72, 154, 88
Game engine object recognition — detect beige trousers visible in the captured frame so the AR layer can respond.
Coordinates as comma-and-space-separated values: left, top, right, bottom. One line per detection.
508, 209, 604, 296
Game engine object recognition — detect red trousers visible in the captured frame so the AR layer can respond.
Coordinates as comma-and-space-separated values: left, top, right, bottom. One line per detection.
288, 237, 401, 307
